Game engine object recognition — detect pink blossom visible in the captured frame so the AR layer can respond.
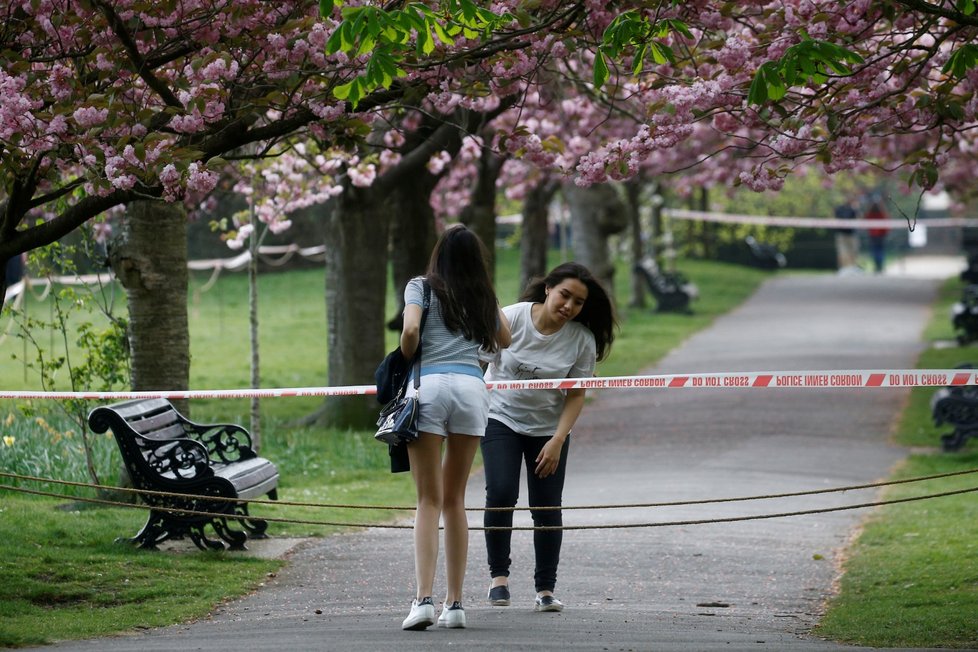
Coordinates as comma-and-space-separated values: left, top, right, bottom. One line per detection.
267, 219, 292, 235
426, 151, 452, 175
45, 115, 68, 136
384, 129, 406, 148
348, 163, 376, 187
737, 169, 781, 192
379, 150, 402, 169
187, 162, 218, 197
717, 36, 750, 73
72, 106, 109, 128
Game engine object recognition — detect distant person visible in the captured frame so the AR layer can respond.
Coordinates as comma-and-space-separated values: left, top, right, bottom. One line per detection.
481, 262, 617, 613
5, 254, 24, 288
833, 198, 859, 272
398, 224, 511, 631
864, 201, 889, 273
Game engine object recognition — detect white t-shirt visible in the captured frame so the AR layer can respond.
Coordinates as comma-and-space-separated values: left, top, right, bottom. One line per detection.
485, 302, 596, 437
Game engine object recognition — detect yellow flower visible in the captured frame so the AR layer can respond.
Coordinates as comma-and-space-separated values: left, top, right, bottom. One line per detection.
2, 435, 14, 447
3, 414, 13, 426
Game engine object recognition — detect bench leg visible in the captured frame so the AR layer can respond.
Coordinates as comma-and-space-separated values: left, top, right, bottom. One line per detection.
117, 510, 172, 550
211, 517, 249, 550
941, 429, 967, 452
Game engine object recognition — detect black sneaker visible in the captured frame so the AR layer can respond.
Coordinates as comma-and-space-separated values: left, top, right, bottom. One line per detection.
534, 595, 564, 612
487, 585, 511, 606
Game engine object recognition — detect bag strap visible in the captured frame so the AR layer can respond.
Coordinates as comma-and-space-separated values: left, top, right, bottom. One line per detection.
413, 279, 430, 391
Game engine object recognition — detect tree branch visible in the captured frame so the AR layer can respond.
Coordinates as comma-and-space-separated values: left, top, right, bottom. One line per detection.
93, 0, 183, 108
890, 0, 978, 27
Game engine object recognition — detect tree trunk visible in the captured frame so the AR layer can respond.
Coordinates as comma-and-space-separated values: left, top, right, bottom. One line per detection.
388, 174, 438, 331
107, 200, 190, 416
520, 177, 559, 293
624, 178, 647, 309
698, 186, 714, 259
460, 143, 505, 281
321, 187, 391, 428
248, 224, 261, 450
562, 182, 628, 296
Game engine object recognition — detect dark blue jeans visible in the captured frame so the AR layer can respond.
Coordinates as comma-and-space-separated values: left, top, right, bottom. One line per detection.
482, 418, 569, 593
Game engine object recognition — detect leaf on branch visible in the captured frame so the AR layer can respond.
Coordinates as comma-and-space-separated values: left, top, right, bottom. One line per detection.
942, 44, 978, 79
594, 11, 689, 90
748, 38, 863, 105
594, 50, 610, 89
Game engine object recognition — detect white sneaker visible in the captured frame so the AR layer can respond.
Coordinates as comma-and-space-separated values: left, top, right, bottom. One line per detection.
402, 597, 435, 630
437, 601, 466, 628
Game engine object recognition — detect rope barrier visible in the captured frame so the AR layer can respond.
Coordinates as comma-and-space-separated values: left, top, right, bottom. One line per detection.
3, 467, 977, 531
0, 286, 25, 347
2, 478, 975, 531
4, 467, 978, 511
0, 368, 973, 400
663, 207, 978, 230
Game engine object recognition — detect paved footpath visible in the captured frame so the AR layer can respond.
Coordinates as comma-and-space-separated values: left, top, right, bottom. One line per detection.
28, 267, 966, 652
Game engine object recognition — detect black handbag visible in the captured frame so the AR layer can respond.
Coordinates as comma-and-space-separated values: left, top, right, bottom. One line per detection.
375, 280, 430, 404
374, 385, 420, 445
374, 280, 429, 450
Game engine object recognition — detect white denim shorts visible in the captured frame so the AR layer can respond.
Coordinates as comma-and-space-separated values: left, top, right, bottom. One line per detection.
415, 372, 489, 437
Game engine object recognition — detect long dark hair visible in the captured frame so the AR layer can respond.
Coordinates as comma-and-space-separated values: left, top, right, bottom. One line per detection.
426, 224, 504, 353
520, 262, 617, 361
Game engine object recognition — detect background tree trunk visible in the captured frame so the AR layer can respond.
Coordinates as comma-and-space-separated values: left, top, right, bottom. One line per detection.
107, 200, 190, 416
248, 224, 261, 450
388, 173, 438, 331
460, 141, 505, 281
520, 177, 559, 293
624, 177, 647, 309
563, 182, 628, 296
321, 187, 391, 428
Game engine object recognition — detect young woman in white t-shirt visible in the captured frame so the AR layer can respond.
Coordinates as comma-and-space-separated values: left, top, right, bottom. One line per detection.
399, 225, 511, 631
482, 262, 617, 612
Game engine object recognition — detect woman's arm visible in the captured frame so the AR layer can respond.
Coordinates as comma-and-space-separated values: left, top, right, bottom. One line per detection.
496, 307, 512, 349
534, 388, 586, 478
400, 303, 423, 358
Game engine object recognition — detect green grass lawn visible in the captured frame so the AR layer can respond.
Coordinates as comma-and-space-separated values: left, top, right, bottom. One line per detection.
815, 275, 978, 649
0, 251, 769, 647
6, 252, 975, 648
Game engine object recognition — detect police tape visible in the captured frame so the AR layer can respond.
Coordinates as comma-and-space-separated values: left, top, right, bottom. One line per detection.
0, 369, 973, 400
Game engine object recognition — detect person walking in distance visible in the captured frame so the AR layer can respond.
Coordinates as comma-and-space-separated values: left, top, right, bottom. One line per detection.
864, 200, 889, 273
833, 197, 859, 272
399, 224, 511, 631
481, 262, 617, 612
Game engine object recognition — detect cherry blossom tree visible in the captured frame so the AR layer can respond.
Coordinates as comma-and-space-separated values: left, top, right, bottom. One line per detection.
6, 0, 978, 420
0, 0, 587, 412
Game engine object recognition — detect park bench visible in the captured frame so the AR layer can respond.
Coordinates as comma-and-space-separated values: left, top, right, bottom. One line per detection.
88, 398, 279, 551
633, 257, 697, 313
951, 285, 978, 344
744, 235, 787, 270
960, 254, 978, 284
930, 369, 978, 451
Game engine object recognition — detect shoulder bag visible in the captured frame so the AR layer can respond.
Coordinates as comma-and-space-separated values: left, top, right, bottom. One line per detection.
374, 280, 429, 447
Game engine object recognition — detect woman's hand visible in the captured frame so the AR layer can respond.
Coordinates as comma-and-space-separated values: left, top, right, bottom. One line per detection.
534, 436, 564, 478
